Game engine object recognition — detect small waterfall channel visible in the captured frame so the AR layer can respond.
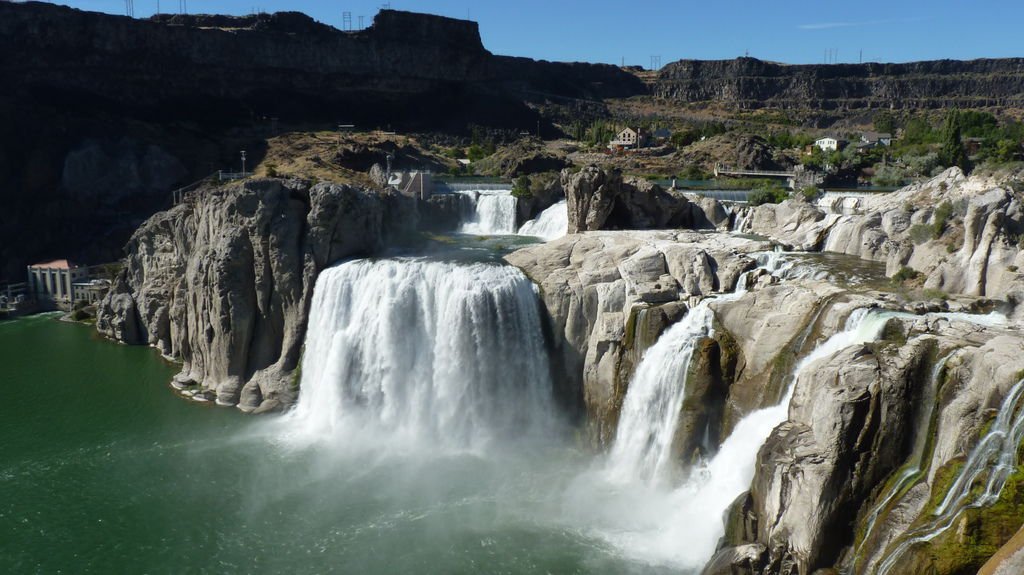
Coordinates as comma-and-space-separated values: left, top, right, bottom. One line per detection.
874, 376, 1024, 575
517, 200, 568, 241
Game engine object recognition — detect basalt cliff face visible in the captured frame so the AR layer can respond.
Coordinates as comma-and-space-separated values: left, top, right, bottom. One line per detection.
655, 57, 1024, 111
96, 178, 415, 412
0, 2, 643, 280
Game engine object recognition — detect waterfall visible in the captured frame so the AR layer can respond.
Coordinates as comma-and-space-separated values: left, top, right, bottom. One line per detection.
732, 208, 749, 233
606, 249, 814, 483
874, 376, 1024, 575
605, 301, 723, 483
517, 200, 568, 241
287, 258, 555, 450
595, 306, 891, 568
458, 189, 518, 235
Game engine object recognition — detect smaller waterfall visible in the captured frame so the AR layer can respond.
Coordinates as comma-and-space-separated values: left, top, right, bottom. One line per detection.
517, 200, 568, 241
458, 189, 518, 235
732, 208, 749, 233
874, 376, 1024, 575
605, 301, 723, 483
595, 306, 891, 569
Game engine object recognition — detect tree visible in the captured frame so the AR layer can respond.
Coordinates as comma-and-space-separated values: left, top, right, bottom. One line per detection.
938, 110, 969, 172
874, 111, 896, 135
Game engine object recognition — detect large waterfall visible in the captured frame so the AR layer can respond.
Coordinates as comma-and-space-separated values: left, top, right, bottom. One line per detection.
518, 200, 568, 241
590, 306, 892, 568
458, 189, 518, 235
287, 258, 555, 450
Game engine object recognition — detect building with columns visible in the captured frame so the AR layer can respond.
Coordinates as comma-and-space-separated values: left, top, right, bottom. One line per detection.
26, 259, 89, 310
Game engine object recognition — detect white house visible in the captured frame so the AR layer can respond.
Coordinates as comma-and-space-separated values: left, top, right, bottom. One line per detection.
814, 136, 847, 152
608, 127, 648, 150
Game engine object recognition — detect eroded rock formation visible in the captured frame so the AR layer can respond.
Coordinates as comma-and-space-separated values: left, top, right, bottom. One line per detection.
96, 178, 413, 412
563, 166, 727, 234
505, 230, 769, 442
742, 168, 1024, 302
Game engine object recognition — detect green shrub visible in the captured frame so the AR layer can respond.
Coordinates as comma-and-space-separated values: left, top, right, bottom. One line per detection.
800, 186, 819, 200
923, 288, 949, 300
933, 201, 953, 239
909, 224, 934, 245
511, 175, 533, 199
892, 266, 922, 283
748, 184, 789, 206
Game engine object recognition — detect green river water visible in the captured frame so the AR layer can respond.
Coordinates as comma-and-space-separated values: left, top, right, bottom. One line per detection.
0, 314, 678, 574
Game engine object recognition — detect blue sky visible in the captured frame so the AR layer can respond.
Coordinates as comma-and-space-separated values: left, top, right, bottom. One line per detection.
51, 0, 1022, 65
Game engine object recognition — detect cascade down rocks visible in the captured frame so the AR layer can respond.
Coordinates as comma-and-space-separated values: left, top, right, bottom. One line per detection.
505, 230, 771, 443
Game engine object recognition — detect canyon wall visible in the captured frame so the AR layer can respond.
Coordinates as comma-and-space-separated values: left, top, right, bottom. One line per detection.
656, 57, 1024, 111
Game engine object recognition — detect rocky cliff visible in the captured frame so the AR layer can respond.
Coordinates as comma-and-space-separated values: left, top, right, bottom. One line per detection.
656, 57, 1024, 111
95, 178, 414, 412
739, 168, 1024, 303
506, 231, 770, 442
0, 2, 643, 280
505, 166, 1024, 573
563, 165, 730, 234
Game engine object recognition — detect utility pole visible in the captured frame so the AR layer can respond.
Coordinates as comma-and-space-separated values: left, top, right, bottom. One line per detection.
342, 11, 352, 31
358, 15, 364, 29
240, 151, 247, 175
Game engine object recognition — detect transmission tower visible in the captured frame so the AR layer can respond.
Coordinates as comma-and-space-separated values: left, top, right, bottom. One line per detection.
179, 0, 187, 14
650, 55, 661, 71
342, 11, 352, 31
358, 15, 364, 29
124, 0, 134, 17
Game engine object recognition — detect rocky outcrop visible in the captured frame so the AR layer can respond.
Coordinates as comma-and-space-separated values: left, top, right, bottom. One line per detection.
713, 312, 1024, 575
656, 57, 1024, 111
472, 139, 571, 178
742, 169, 1024, 301
96, 178, 413, 411
563, 166, 726, 234
505, 230, 770, 443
